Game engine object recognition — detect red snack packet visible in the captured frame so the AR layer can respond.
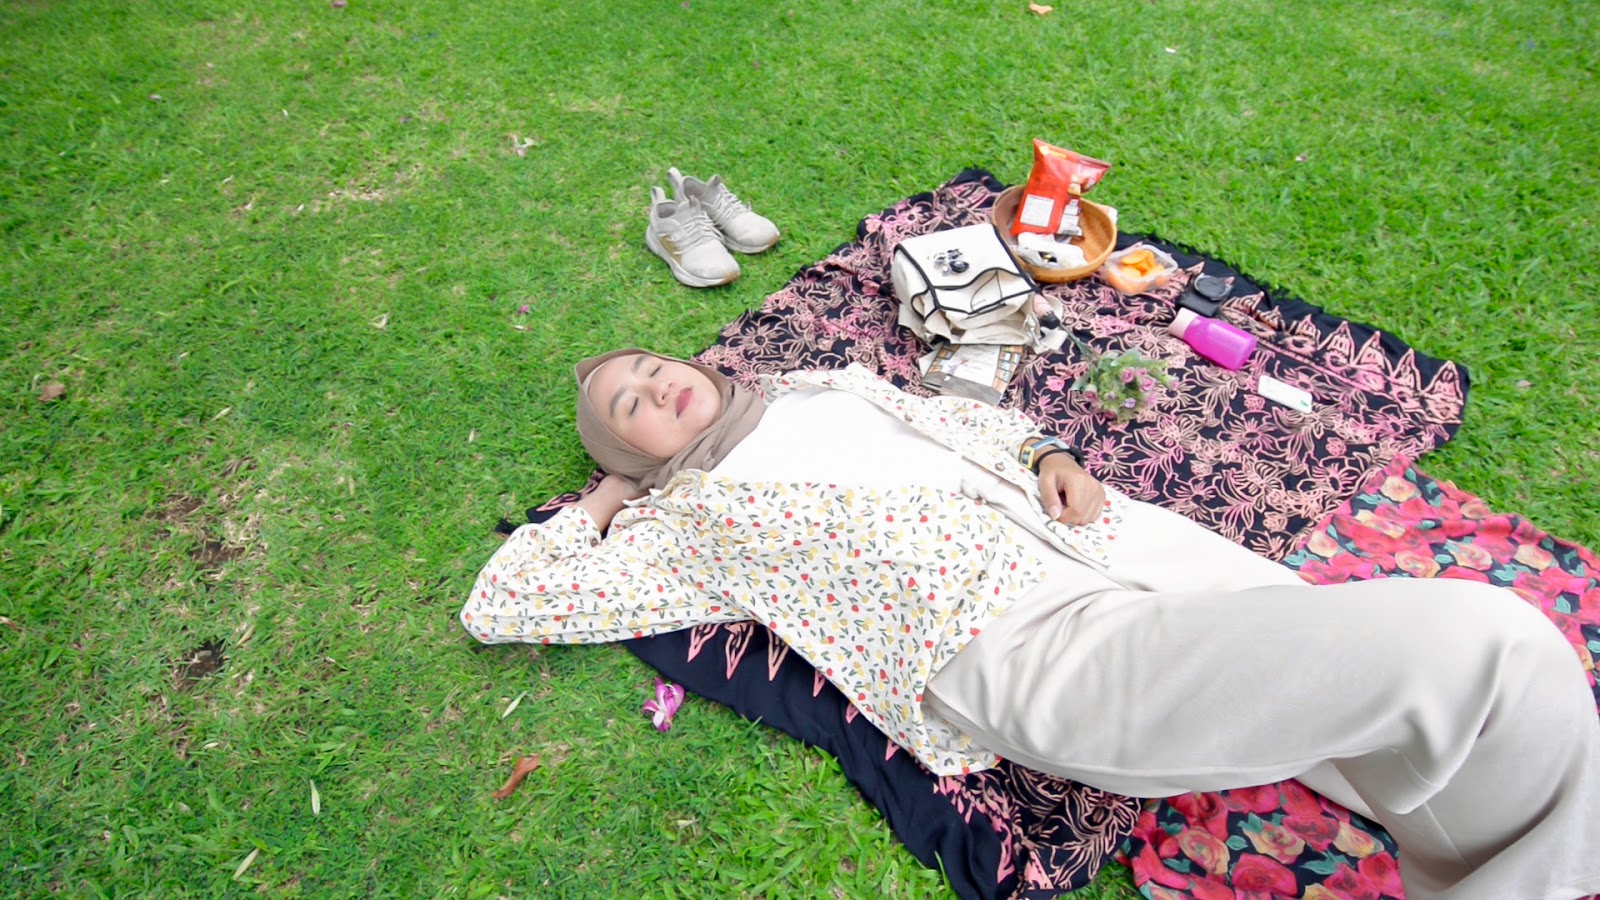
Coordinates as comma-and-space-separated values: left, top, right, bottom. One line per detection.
1010, 140, 1111, 237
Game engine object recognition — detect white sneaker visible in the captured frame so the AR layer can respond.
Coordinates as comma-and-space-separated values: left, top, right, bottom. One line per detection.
668, 167, 780, 254
645, 186, 740, 287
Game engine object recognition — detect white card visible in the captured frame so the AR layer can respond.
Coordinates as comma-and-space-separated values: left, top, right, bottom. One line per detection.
1257, 374, 1313, 412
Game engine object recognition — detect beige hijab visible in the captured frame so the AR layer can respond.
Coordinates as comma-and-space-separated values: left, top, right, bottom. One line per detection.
574, 349, 766, 489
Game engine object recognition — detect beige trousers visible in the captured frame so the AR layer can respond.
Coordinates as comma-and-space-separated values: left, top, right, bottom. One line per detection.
927, 498, 1600, 900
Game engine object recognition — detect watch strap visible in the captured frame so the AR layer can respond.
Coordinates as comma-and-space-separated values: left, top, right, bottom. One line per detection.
1021, 436, 1083, 473
1031, 447, 1073, 471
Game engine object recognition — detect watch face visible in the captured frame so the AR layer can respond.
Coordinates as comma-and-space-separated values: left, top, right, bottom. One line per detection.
1193, 274, 1228, 300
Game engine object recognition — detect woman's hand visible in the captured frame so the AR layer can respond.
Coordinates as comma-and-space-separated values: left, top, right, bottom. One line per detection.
578, 473, 647, 533
1037, 453, 1105, 526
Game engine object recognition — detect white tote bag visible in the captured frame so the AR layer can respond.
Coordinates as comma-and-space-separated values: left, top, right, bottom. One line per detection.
892, 224, 1060, 351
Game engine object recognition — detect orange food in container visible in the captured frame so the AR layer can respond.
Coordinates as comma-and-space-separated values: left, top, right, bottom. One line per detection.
1102, 243, 1178, 294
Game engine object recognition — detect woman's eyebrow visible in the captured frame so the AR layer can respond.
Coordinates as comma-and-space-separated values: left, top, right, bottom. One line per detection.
607, 355, 649, 418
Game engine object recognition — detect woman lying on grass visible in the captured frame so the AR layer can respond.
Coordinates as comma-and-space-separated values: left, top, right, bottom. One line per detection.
462, 348, 1600, 900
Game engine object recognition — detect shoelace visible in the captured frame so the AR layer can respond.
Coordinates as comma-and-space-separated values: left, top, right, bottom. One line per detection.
676, 200, 724, 244
703, 187, 751, 225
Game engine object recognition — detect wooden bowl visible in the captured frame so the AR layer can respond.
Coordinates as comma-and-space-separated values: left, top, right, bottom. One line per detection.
989, 185, 1117, 283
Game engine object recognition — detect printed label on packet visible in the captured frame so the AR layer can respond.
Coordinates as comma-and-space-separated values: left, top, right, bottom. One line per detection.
1257, 374, 1314, 412
1018, 193, 1056, 228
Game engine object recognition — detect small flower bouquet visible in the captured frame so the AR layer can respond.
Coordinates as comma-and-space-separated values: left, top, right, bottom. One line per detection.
1070, 336, 1174, 423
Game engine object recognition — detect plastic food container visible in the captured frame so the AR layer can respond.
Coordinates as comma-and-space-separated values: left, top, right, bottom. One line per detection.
1101, 243, 1179, 294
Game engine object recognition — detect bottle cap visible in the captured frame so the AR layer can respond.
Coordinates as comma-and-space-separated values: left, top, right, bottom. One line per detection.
1169, 308, 1198, 339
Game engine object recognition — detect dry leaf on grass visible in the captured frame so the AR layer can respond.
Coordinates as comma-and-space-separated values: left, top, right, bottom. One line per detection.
491, 755, 542, 800
371, 313, 389, 330
39, 382, 65, 402
1029, 2, 1053, 14
233, 847, 259, 880
501, 691, 527, 719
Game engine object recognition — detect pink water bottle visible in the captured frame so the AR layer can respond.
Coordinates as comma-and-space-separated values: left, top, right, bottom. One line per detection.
1169, 308, 1256, 370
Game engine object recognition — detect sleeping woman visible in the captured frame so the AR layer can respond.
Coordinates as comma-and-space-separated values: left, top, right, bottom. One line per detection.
461, 348, 1600, 900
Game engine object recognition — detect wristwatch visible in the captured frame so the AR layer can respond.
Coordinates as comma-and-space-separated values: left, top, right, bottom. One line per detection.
1019, 436, 1085, 473
1179, 273, 1229, 318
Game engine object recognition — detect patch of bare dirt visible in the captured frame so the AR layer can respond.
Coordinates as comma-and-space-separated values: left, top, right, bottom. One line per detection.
191, 539, 243, 568
175, 638, 227, 689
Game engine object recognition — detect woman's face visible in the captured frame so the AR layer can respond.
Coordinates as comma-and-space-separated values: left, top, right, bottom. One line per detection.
587, 353, 724, 459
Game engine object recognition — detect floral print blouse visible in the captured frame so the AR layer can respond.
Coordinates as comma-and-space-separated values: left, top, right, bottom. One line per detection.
462, 366, 1125, 775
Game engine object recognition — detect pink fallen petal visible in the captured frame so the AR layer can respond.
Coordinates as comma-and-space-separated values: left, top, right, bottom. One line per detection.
641, 679, 685, 732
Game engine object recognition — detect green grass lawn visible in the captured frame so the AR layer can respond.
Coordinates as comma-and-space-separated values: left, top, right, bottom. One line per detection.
2, 0, 1595, 896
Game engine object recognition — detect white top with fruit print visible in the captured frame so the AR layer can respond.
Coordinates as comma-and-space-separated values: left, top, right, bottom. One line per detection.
461, 365, 1125, 775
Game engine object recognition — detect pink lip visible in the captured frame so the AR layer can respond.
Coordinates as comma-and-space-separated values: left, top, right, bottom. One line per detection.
675, 388, 691, 417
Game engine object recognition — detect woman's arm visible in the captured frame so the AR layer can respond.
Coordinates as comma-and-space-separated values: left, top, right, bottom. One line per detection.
1020, 435, 1105, 526
460, 501, 744, 645
1036, 451, 1105, 525
576, 473, 647, 533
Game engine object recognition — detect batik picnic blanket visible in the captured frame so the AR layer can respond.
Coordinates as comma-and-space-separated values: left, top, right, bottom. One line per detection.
516, 170, 1592, 898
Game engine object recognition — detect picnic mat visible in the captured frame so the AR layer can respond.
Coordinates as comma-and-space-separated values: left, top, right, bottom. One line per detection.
517, 170, 1596, 898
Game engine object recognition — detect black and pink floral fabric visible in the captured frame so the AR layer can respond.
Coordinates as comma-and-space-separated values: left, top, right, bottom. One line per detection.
522, 171, 1598, 899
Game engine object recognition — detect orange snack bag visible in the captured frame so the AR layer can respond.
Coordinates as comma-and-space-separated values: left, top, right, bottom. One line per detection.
1011, 140, 1111, 237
